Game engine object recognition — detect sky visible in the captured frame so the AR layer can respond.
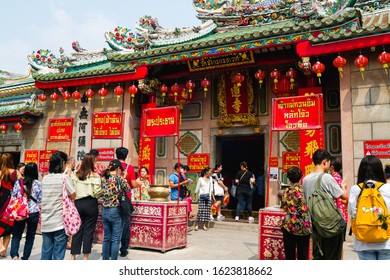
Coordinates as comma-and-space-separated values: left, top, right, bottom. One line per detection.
0, 0, 200, 74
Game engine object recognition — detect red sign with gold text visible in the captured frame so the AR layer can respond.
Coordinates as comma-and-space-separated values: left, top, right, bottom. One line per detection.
364, 140, 390, 158
96, 148, 115, 161
24, 150, 39, 164
39, 150, 57, 173
269, 157, 279, 168
139, 103, 156, 183
225, 72, 249, 115
282, 152, 300, 173
271, 95, 323, 131
47, 118, 74, 142
187, 153, 210, 173
142, 106, 179, 137
298, 88, 324, 176
92, 112, 123, 139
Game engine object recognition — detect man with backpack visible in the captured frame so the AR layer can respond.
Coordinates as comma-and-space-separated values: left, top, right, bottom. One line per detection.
302, 149, 348, 260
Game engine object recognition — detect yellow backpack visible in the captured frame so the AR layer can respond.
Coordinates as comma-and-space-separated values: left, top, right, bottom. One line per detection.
351, 182, 390, 243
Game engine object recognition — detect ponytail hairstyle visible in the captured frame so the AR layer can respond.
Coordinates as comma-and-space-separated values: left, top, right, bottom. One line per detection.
24, 162, 39, 199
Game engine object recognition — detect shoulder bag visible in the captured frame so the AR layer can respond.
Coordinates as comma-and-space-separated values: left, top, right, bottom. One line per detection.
62, 176, 81, 236
4, 179, 29, 221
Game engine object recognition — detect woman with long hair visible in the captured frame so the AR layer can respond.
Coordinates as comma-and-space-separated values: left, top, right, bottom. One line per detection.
194, 167, 213, 231
40, 151, 76, 260
70, 153, 101, 260
101, 159, 130, 260
349, 155, 390, 260
9, 162, 42, 260
0, 153, 19, 258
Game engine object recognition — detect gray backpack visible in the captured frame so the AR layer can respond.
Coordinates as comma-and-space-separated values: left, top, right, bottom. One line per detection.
308, 173, 346, 238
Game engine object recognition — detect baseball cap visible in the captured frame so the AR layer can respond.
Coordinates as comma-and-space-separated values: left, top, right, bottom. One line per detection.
109, 159, 124, 171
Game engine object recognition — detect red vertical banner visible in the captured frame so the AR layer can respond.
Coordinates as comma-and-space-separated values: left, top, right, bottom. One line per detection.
299, 87, 324, 176
139, 103, 157, 184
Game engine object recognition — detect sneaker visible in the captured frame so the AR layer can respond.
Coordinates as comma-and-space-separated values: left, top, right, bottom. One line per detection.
235, 216, 239, 222
248, 217, 255, 224
210, 215, 214, 220
217, 215, 225, 221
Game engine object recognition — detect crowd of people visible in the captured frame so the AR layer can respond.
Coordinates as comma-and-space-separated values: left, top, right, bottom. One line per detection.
0, 147, 148, 260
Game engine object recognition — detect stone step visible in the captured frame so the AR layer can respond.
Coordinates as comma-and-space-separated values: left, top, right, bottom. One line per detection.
188, 217, 258, 233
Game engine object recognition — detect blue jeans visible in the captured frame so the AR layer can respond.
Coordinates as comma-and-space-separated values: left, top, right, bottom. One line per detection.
120, 215, 130, 256
102, 207, 123, 260
41, 229, 68, 260
235, 188, 253, 217
10, 212, 40, 260
357, 249, 390, 260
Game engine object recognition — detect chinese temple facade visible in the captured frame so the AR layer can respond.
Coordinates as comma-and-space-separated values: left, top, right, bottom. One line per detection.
3, 0, 389, 207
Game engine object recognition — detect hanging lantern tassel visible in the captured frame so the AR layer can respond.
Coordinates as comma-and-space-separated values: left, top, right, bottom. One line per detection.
170, 83, 180, 102
128, 85, 138, 104
354, 54, 368, 80
312, 61, 325, 85
378, 51, 390, 75
14, 123, 22, 137
159, 84, 168, 103
200, 78, 210, 98
333, 55, 347, 78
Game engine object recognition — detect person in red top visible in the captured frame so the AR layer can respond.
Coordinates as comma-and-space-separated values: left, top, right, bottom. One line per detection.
115, 147, 137, 257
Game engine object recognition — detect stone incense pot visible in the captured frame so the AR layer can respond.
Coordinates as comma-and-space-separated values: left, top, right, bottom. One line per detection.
148, 185, 171, 201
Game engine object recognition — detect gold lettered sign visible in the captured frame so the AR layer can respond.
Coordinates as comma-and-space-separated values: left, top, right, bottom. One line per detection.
188, 51, 254, 72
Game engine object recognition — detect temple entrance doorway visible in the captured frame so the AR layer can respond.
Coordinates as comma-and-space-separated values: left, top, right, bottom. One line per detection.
215, 134, 265, 211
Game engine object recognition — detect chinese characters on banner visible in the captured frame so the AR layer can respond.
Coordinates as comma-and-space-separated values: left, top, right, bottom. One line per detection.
298, 88, 324, 176
139, 103, 156, 184
187, 153, 210, 173
92, 112, 123, 139
75, 101, 92, 165
225, 72, 249, 115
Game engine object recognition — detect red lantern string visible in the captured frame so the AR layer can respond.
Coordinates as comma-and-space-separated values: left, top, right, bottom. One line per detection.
98, 87, 108, 105
113, 86, 124, 102
333, 55, 347, 78
159, 84, 168, 102
354, 54, 368, 80
50, 92, 59, 108
0, 123, 8, 137
72, 90, 81, 107
38, 93, 47, 104
312, 61, 325, 84
13, 122, 22, 136
200, 78, 210, 98
254, 69, 266, 89
128, 85, 138, 104
377, 51, 390, 75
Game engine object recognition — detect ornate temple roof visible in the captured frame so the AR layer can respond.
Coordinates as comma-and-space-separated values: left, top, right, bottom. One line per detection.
29, 0, 390, 83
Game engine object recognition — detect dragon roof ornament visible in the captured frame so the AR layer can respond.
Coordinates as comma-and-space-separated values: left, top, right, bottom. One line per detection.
27, 42, 108, 74
193, 0, 358, 27
105, 15, 217, 52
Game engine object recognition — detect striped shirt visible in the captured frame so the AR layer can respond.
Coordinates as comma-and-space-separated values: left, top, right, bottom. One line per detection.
41, 173, 75, 233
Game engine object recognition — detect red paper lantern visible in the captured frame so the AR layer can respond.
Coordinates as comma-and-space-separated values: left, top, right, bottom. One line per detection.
377, 51, 390, 75
270, 69, 281, 83
354, 54, 368, 80
312, 61, 325, 84
254, 69, 266, 88
98, 87, 108, 104
200, 78, 210, 98
185, 80, 195, 99
38, 93, 47, 104
72, 90, 81, 106
285, 68, 297, 89
128, 85, 138, 104
234, 72, 245, 87
61, 90, 71, 103
0, 123, 8, 137
85, 89, 95, 101
170, 83, 180, 102
333, 55, 347, 77
13, 122, 22, 136
159, 84, 168, 101
113, 86, 124, 102
50, 92, 59, 108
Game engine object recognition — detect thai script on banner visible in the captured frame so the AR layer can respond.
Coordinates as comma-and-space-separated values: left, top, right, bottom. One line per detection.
92, 112, 123, 139
47, 118, 74, 141
142, 106, 179, 138
187, 153, 210, 173
188, 51, 254, 72
282, 152, 300, 173
364, 140, 390, 158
